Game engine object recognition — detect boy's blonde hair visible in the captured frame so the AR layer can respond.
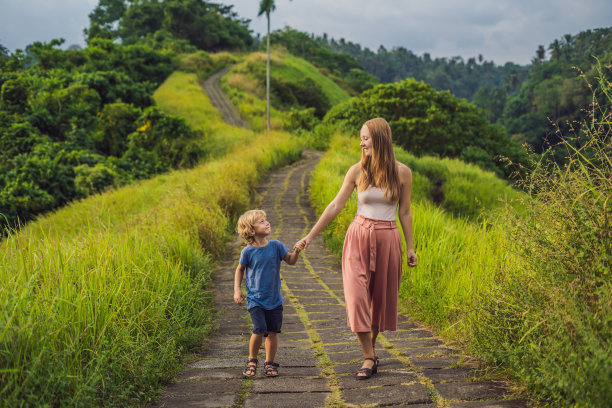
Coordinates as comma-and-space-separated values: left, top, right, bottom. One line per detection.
237, 209, 267, 244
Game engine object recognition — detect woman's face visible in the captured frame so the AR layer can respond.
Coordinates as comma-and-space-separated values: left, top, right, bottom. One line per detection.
360, 125, 372, 156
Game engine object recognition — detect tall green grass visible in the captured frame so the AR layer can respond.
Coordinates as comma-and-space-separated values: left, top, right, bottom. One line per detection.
468, 66, 611, 406
274, 52, 350, 107
0, 132, 301, 407
154, 70, 253, 157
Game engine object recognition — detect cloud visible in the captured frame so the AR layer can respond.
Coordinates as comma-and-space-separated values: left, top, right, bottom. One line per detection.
236, 0, 612, 65
1, 0, 610, 65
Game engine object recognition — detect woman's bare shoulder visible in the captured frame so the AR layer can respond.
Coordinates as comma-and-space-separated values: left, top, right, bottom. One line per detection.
342, 163, 361, 185
347, 162, 361, 175
397, 162, 412, 181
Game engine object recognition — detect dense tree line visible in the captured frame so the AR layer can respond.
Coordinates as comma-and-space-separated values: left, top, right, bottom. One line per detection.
306, 32, 529, 101
0, 39, 206, 234
86, 0, 252, 51
329, 27, 611, 159
0, 0, 264, 234
324, 78, 527, 178
490, 27, 612, 157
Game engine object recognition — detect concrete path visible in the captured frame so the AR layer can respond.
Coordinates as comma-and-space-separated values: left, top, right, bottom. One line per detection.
202, 67, 250, 129
153, 151, 529, 407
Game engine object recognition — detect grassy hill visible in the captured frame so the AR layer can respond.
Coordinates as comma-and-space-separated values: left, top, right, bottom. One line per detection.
220, 48, 351, 132
154, 69, 253, 158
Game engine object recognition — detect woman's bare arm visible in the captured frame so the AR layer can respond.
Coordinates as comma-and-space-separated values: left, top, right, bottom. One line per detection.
294, 163, 360, 251
398, 163, 417, 267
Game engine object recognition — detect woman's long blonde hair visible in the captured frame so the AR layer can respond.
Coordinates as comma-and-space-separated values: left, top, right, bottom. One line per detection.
358, 118, 400, 202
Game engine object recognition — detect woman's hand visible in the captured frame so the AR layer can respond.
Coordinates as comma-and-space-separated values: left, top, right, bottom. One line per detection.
406, 249, 417, 267
294, 236, 312, 251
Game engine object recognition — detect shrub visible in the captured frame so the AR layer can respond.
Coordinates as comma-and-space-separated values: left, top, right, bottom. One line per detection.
283, 107, 318, 133
74, 163, 119, 197
94, 102, 139, 157
179, 50, 214, 73
0, 76, 29, 113
324, 78, 527, 178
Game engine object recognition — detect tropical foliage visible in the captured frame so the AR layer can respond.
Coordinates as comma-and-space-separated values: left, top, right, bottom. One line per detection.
86, 0, 252, 51
495, 28, 612, 158
324, 78, 527, 178
0, 39, 207, 233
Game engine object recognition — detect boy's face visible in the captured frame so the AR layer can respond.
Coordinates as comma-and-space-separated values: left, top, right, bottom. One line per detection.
252, 216, 271, 237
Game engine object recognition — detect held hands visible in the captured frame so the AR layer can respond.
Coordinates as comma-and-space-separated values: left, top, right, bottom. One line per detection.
233, 288, 245, 305
407, 249, 417, 267
294, 236, 312, 252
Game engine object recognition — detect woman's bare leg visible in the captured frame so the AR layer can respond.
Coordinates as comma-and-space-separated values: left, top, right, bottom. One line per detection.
356, 331, 376, 377
371, 325, 380, 357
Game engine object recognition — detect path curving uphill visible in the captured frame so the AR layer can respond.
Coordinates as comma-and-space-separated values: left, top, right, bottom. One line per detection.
153, 150, 529, 407
202, 67, 250, 129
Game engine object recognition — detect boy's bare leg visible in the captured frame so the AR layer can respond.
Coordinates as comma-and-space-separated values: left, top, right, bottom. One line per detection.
264, 332, 279, 376
264, 332, 278, 362
249, 333, 264, 360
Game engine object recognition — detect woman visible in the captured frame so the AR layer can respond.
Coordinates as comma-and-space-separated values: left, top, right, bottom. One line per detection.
294, 117, 417, 379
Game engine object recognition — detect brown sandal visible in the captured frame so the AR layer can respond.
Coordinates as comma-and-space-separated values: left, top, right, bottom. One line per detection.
264, 361, 279, 377
243, 358, 258, 378
356, 357, 376, 380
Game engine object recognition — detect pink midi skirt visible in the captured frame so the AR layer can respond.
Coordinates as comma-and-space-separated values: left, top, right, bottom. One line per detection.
342, 214, 403, 332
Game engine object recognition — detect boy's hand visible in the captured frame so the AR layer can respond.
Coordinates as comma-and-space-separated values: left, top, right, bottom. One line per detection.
234, 288, 245, 305
294, 237, 310, 251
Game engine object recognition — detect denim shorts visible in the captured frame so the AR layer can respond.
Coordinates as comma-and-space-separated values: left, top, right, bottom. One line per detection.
248, 304, 283, 336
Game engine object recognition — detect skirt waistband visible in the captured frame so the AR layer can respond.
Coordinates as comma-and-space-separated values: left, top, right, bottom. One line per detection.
352, 215, 398, 273
353, 214, 397, 230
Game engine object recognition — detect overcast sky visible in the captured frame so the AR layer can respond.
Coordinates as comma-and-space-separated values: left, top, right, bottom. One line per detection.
1, 0, 610, 65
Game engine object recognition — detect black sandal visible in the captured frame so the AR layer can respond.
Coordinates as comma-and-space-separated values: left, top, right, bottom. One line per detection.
356, 357, 376, 380
243, 358, 258, 378
264, 361, 279, 377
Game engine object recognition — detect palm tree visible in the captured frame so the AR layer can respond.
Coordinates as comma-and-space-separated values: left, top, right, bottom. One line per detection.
258, 0, 276, 131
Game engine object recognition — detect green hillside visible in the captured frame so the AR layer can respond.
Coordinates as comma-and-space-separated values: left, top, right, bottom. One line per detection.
153, 68, 253, 157
220, 48, 351, 131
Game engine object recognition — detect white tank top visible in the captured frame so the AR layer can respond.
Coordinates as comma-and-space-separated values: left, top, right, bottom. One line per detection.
356, 186, 398, 221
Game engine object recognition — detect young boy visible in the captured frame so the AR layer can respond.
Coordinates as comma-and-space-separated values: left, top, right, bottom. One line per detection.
234, 209, 300, 378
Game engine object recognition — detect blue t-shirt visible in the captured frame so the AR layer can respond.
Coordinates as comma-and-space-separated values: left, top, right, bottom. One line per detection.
239, 240, 288, 310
